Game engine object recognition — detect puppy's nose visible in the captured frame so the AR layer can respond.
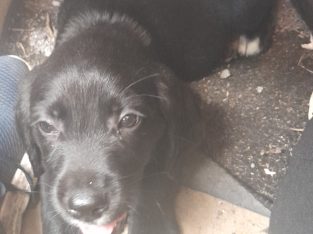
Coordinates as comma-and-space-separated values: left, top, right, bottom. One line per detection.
67, 192, 108, 221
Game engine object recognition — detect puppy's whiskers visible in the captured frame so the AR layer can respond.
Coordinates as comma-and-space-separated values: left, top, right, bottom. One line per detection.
46, 145, 62, 164
40, 181, 55, 189
126, 94, 167, 102
120, 73, 160, 95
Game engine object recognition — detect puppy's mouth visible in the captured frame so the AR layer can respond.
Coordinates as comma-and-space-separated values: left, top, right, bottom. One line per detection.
77, 213, 127, 234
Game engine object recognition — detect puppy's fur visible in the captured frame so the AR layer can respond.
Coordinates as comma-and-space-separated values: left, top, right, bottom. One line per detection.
16, 0, 276, 233
57, 0, 277, 82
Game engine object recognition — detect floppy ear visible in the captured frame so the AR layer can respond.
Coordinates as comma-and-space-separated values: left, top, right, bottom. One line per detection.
156, 75, 203, 173
157, 75, 227, 172
159, 75, 203, 138
15, 71, 43, 177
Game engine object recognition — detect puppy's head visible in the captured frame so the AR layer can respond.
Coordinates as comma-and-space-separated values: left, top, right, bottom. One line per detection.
16, 32, 193, 233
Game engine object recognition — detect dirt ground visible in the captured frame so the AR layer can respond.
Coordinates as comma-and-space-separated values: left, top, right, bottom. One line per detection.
1, 0, 313, 207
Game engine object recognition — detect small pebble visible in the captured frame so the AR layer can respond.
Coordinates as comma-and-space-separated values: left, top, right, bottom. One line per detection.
220, 69, 231, 79
269, 147, 282, 154
256, 86, 263, 93
264, 168, 276, 176
250, 163, 255, 169
52, 0, 61, 7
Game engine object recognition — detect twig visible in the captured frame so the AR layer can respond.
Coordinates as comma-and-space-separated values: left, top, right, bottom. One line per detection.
289, 127, 304, 132
298, 54, 313, 74
45, 13, 55, 38
10, 28, 34, 32
16, 42, 26, 57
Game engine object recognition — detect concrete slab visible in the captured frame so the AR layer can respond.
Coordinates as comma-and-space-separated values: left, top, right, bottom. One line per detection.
176, 188, 269, 234
182, 156, 270, 216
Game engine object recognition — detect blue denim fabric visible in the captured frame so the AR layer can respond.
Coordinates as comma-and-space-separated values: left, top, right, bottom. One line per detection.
0, 56, 28, 183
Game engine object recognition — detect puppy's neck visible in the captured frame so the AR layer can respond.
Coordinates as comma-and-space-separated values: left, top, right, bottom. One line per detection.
57, 10, 151, 47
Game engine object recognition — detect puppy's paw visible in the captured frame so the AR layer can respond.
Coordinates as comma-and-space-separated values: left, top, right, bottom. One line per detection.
237, 35, 262, 57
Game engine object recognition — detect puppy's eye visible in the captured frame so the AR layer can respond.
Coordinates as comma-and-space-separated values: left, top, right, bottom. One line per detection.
38, 121, 58, 134
119, 114, 140, 129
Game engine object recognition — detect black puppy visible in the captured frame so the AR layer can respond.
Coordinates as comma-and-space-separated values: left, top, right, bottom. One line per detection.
57, 0, 277, 82
16, 0, 276, 233
16, 35, 200, 234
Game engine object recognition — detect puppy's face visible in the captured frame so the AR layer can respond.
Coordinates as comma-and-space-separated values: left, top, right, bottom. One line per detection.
20, 58, 177, 233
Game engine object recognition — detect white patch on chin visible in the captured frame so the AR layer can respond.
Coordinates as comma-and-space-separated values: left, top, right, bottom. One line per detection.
75, 214, 128, 234
78, 222, 114, 234
79, 225, 128, 234
237, 36, 262, 57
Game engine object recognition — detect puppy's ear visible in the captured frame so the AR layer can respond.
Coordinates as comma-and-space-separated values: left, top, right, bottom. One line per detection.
156, 75, 203, 170
158, 75, 202, 138
157, 75, 226, 165
15, 71, 43, 177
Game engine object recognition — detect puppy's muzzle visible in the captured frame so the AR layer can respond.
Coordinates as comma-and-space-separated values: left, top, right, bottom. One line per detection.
57, 171, 113, 223
65, 189, 109, 222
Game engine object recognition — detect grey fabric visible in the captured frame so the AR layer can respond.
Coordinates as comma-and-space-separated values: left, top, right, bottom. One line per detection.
0, 56, 28, 183
269, 119, 313, 234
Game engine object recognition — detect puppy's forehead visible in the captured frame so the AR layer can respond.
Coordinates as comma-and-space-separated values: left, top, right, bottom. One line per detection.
37, 66, 148, 117
52, 67, 122, 100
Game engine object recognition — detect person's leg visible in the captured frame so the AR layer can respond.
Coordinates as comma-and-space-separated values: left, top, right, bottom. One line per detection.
269, 118, 313, 234
0, 55, 29, 185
